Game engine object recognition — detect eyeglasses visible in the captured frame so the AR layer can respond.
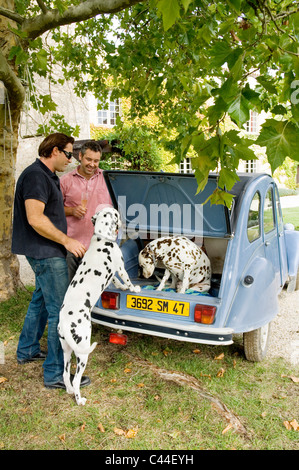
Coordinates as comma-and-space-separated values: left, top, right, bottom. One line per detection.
60, 149, 73, 159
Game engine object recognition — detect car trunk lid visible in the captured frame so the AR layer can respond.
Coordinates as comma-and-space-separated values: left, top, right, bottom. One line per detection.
103, 171, 231, 239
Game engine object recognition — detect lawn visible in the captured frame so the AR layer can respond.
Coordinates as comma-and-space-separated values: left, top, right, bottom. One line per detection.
0, 289, 299, 451
1, 200, 298, 451
282, 207, 299, 231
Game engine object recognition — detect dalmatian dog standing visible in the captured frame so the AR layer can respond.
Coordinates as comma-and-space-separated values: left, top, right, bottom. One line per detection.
138, 236, 211, 294
58, 207, 140, 405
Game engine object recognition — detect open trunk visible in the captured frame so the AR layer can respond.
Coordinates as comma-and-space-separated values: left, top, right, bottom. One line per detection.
91, 171, 235, 345
104, 170, 232, 297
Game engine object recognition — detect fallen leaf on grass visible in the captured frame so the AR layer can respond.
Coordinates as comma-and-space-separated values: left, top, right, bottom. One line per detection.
97, 423, 105, 433
125, 428, 138, 438
214, 353, 224, 360
163, 348, 172, 356
114, 427, 138, 438
58, 433, 66, 442
80, 423, 86, 431
3, 336, 15, 346
192, 349, 201, 354
281, 374, 299, 383
200, 372, 211, 379
0, 377, 8, 385
216, 368, 226, 378
123, 368, 132, 374
114, 427, 125, 436
283, 419, 299, 431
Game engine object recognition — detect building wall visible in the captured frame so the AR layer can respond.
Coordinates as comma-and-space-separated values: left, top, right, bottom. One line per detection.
16, 70, 91, 285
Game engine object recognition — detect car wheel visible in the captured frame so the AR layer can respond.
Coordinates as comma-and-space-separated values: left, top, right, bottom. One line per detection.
243, 322, 271, 362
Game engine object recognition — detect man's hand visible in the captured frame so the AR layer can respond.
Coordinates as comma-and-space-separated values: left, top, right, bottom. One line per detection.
64, 205, 87, 219
64, 237, 86, 258
72, 205, 87, 219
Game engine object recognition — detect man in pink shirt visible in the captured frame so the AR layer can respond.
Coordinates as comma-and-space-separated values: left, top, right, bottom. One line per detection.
60, 141, 112, 279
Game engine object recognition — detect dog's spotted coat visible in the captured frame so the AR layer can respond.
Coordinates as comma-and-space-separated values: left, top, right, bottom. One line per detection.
138, 236, 211, 294
58, 207, 140, 405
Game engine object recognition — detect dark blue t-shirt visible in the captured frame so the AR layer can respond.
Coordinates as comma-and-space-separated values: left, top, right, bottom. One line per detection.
12, 159, 67, 259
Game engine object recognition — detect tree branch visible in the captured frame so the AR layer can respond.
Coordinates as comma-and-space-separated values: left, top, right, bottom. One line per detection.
22, 0, 143, 40
0, 6, 23, 25
264, 3, 299, 42
0, 50, 25, 107
36, 0, 48, 15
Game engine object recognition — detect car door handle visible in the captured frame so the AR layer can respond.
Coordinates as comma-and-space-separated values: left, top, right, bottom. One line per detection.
265, 241, 270, 246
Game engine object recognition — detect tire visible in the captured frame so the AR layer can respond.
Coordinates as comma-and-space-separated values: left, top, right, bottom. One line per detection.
243, 322, 271, 362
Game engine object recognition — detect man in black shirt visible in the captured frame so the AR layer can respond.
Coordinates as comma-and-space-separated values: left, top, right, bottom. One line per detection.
12, 133, 90, 390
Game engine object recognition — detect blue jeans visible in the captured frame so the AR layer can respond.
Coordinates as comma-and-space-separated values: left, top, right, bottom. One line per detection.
17, 257, 69, 385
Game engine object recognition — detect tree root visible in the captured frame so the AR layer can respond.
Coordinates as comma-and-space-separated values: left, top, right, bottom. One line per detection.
126, 354, 250, 439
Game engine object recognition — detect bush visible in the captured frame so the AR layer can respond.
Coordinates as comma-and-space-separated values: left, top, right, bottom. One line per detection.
91, 123, 164, 171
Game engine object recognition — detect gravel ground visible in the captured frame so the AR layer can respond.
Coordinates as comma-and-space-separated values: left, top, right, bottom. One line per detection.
268, 289, 299, 366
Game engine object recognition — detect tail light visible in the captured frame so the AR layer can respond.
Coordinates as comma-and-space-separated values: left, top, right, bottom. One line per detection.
101, 292, 120, 310
109, 332, 128, 345
194, 305, 216, 324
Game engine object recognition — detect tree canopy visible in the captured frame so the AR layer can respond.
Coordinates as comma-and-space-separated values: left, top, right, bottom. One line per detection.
2, 1, 299, 205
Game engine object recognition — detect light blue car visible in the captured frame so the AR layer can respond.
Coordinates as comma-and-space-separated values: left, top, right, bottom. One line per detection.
92, 171, 299, 361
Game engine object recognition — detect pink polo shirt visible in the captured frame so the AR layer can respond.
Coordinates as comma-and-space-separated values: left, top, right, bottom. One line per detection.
60, 167, 112, 249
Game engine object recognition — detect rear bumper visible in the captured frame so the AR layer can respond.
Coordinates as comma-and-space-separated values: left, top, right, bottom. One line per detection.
91, 307, 234, 345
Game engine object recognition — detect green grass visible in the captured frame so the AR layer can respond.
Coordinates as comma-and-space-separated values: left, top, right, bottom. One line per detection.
0, 289, 299, 450
282, 207, 299, 231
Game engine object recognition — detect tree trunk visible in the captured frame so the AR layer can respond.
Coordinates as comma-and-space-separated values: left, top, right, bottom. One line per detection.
0, 0, 25, 301
0, 103, 23, 302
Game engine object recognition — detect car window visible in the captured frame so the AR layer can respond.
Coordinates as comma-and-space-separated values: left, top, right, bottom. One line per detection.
264, 187, 275, 234
247, 191, 261, 242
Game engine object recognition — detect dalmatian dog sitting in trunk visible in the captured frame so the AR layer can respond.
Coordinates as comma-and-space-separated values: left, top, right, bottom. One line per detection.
58, 207, 140, 405
138, 236, 211, 294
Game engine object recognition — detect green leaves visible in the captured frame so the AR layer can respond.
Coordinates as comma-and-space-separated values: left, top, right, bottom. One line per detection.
8, 0, 299, 207
33, 49, 48, 76
156, 0, 194, 31
8, 46, 28, 65
190, 128, 255, 207
8, 45, 48, 76
205, 187, 235, 208
156, 0, 180, 31
256, 119, 299, 172
227, 92, 250, 127
37, 114, 80, 137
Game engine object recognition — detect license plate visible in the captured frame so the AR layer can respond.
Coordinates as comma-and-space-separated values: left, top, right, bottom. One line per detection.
127, 295, 189, 316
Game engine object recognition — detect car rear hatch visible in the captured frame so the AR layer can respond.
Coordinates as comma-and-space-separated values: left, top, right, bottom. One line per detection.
92, 171, 234, 345
103, 170, 231, 239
